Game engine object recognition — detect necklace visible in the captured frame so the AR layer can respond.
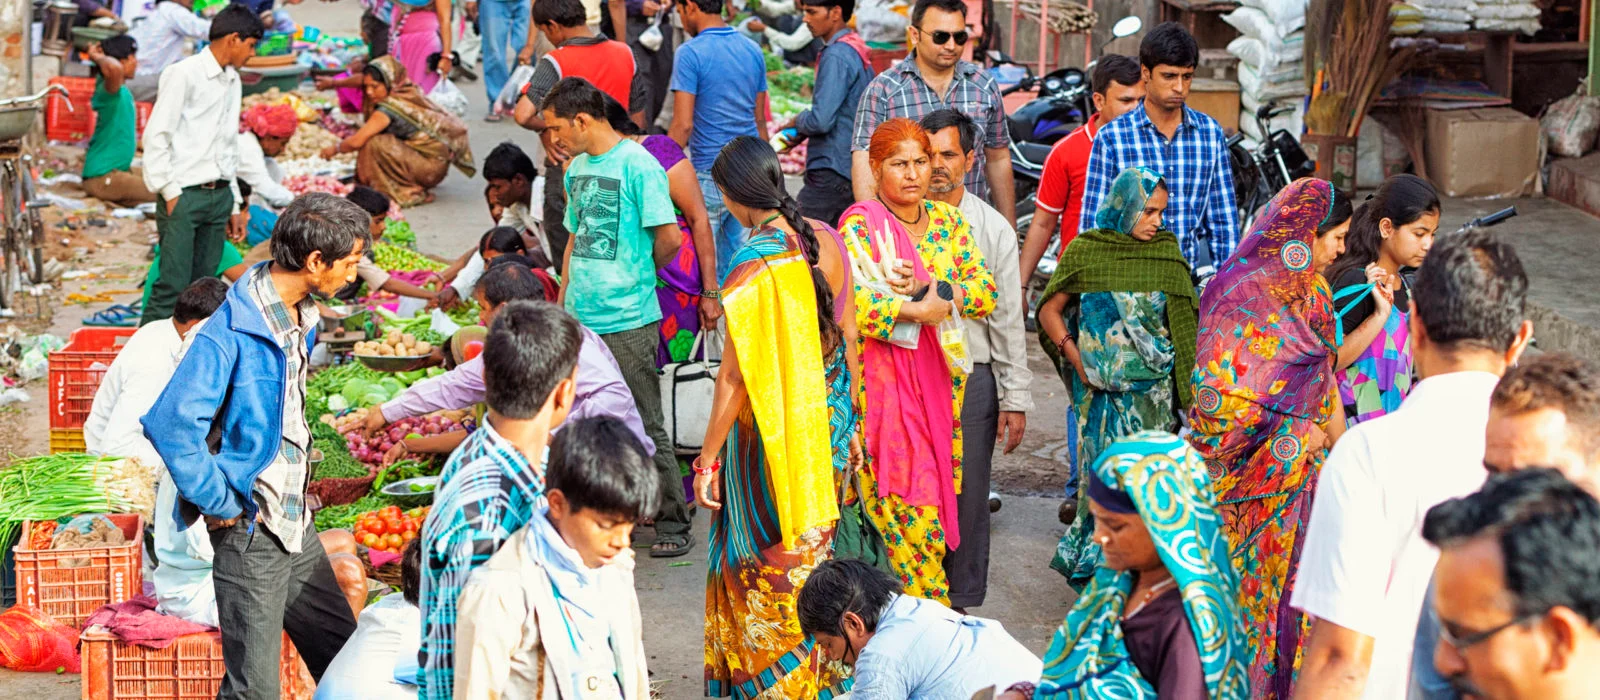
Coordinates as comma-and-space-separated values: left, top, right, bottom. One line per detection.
756, 212, 782, 229
877, 197, 923, 226
1123, 574, 1178, 620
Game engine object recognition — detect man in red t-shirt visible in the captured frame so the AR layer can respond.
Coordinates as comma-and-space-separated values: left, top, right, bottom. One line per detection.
1018, 55, 1146, 286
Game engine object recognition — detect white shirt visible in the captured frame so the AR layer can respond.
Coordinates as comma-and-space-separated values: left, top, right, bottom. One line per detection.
1291, 371, 1500, 700
83, 318, 186, 469
142, 49, 243, 208
236, 132, 295, 209
314, 594, 421, 700
129, 1, 211, 78
957, 191, 1034, 412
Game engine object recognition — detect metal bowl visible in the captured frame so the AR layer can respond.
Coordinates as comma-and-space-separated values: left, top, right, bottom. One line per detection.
380, 476, 438, 507
319, 304, 371, 334
353, 353, 433, 372
0, 106, 41, 142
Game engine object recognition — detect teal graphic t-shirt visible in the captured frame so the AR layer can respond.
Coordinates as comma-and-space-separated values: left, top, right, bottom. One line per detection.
563, 138, 676, 335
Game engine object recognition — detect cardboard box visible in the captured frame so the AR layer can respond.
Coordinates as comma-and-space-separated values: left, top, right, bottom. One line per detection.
1190, 78, 1241, 133
1425, 107, 1540, 198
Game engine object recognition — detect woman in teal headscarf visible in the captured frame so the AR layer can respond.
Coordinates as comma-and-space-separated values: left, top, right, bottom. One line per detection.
999, 432, 1250, 700
1036, 167, 1199, 588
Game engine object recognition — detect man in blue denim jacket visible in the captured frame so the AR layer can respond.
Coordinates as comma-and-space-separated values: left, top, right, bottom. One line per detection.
144, 192, 371, 699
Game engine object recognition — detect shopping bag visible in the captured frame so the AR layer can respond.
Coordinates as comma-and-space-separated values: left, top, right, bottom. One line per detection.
659, 330, 720, 454
428, 77, 469, 119
496, 64, 536, 113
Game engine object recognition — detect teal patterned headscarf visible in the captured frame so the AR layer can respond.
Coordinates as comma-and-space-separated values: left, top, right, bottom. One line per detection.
1093, 167, 1166, 236
1036, 431, 1250, 699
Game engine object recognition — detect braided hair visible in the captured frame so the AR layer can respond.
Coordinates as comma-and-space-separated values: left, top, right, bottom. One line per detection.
711, 136, 842, 349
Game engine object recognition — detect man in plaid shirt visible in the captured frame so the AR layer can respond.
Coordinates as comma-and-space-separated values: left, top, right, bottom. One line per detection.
1079, 22, 1239, 274
417, 299, 582, 699
850, 0, 1016, 226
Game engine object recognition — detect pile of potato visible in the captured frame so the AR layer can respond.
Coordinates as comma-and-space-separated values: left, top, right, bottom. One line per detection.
283, 122, 354, 163
356, 330, 433, 358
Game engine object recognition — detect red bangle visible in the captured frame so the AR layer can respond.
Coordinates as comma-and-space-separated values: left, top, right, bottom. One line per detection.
692, 457, 721, 474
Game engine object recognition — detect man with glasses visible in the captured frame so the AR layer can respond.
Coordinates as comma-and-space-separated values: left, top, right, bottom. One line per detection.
1421, 468, 1600, 700
849, 0, 1016, 227
1288, 231, 1534, 700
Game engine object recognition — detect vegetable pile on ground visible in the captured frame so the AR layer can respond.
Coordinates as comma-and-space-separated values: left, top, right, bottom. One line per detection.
373, 242, 446, 272
0, 454, 156, 546
384, 219, 417, 248
342, 409, 472, 466
284, 173, 352, 197
351, 505, 429, 554
314, 493, 397, 530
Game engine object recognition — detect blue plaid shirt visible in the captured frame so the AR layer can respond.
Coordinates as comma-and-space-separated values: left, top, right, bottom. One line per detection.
1078, 102, 1239, 269
417, 421, 546, 699
244, 265, 315, 552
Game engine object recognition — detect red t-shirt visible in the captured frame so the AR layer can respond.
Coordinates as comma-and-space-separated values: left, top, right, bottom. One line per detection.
1035, 115, 1101, 257
547, 38, 637, 110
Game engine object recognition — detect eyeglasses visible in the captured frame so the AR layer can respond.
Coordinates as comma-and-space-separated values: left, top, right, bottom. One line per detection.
1439, 611, 1544, 652
919, 29, 970, 46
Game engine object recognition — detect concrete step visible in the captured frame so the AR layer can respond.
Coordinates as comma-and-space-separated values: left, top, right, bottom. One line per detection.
1547, 154, 1600, 220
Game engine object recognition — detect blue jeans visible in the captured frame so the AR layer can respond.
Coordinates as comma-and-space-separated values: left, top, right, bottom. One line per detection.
698, 169, 746, 282
479, 0, 529, 106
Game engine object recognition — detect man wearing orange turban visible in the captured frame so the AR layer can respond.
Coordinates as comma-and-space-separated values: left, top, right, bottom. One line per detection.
236, 102, 296, 213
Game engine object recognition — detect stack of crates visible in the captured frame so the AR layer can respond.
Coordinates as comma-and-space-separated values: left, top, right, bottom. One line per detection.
48, 327, 137, 453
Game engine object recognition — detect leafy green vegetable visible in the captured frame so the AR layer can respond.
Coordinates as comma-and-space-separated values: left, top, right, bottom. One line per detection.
373, 459, 430, 492
383, 219, 418, 248
313, 438, 370, 479
313, 493, 399, 530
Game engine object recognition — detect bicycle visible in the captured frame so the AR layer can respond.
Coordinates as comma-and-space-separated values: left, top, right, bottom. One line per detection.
0, 84, 69, 310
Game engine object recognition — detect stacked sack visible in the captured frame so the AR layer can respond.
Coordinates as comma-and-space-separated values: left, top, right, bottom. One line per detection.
1391, 3, 1425, 34
1412, 0, 1474, 33
1224, 0, 1307, 144
1472, 0, 1540, 34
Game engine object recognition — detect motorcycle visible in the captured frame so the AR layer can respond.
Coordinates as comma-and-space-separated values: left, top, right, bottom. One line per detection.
1227, 101, 1316, 233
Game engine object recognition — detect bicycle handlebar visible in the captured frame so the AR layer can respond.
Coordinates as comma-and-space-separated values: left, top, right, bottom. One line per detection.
0, 84, 72, 113
1476, 206, 1518, 227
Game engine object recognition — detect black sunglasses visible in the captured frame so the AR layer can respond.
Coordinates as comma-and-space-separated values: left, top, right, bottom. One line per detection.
919, 29, 970, 46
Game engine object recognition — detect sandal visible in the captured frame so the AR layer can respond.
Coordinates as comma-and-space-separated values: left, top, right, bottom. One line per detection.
84, 304, 140, 327
484, 112, 504, 123
648, 533, 693, 558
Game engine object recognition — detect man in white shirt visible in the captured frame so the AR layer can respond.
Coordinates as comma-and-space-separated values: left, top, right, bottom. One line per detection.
1289, 231, 1534, 700
236, 102, 297, 212
140, 4, 261, 327
126, 0, 212, 101
920, 109, 1033, 611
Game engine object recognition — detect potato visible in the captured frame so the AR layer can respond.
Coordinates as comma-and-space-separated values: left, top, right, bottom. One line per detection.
387, 330, 402, 345
395, 344, 409, 356
414, 341, 432, 354
401, 333, 416, 347
378, 345, 395, 356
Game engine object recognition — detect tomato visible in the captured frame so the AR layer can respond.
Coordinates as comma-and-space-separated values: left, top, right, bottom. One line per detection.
386, 519, 405, 535
361, 533, 379, 548
401, 531, 416, 544
382, 506, 402, 519
403, 520, 418, 534
385, 533, 403, 549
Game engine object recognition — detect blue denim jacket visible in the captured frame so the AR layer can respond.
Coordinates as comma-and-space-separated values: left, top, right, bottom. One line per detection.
794, 29, 871, 179
144, 263, 316, 531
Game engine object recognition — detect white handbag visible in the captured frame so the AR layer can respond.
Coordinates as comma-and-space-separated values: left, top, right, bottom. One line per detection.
659, 330, 720, 455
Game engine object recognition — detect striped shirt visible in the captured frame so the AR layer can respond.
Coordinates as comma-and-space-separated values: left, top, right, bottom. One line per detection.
245, 266, 315, 553
1078, 103, 1240, 269
417, 421, 546, 700
850, 56, 1010, 201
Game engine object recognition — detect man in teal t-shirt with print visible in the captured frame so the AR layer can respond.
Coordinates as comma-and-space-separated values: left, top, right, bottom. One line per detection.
539, 76, 697, 557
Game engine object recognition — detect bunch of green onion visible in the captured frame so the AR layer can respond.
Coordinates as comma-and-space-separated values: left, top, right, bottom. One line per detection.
0, 454, 147, 548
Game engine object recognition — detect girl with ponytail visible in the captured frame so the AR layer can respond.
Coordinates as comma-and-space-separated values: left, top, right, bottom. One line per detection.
691, 136, 855, 698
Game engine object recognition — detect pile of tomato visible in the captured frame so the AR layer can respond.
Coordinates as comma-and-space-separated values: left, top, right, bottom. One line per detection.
353, 505, 430, 554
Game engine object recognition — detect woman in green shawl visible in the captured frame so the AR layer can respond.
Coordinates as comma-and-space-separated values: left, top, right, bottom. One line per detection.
1037, 166, 1199, 589
998, 432, 1250, 700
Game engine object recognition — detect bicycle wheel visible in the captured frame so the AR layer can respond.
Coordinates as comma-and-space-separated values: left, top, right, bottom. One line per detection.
19, 160, 42, 284
0, 162, 18, 307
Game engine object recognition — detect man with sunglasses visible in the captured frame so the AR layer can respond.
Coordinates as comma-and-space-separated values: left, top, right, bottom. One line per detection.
849, 0, 1016, 227
1420, 468, 1600, 700
1288, 231, 1534, 700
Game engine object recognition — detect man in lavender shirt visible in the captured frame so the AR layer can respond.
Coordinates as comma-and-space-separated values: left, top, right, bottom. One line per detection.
363, 257, 650, 450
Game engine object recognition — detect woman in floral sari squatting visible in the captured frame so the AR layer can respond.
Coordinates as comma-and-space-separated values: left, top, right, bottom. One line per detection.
1003, 431, 1250, 700
838, 118, 997, 603
693, 137, 860, 699
1036, 167, 1199, 590
1187, 178, 1352, 698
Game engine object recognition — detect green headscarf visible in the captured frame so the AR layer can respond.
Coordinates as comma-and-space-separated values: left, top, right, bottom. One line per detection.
1039, 167, 1199, 407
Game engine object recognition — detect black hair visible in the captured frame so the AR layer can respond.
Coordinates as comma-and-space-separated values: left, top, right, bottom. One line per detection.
797, 559, 904, 638
483, 141, 538, 184
1092, 54, 1142, 96
799, 0, 856, 22
101, 35, 137, 60
173, 277, 229, 324
478, 227, 529, 256
236, 178, 253, 202
711, 136, 841, 348
540, 77, 608, 122
912, 0, 966, 27
1493, 353, 1600, 462
474, 259, 545, 305
683, 0, 724, 15
920, 109, 976, 154
270, 192, 373, 271
1317, 187, 1354, 237
209, 3, 265, 42
362, 63, 389, 89
401, 538, 421, 606
603, 94, 643, 137
1424, 469, 1600, 625
482, 300, 582, 419
1325, 174, 1440, 282
344, 185, 391, 219
532, 0, 588, 28
1412, 230, 1527, 355
1139, 21, 1198, 70
547, 416, 661, 521
360, 11, 390, 58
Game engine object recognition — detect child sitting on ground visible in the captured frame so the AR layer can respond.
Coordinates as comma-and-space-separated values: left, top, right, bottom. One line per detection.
454, 416, 656, 698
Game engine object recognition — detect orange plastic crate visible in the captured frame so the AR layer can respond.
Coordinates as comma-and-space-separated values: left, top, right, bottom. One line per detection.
45, 76, 97, 143
81, 628, 312, 700
14, 513, 144, 628
50, 427, 86, 454
49, 327, 136, 431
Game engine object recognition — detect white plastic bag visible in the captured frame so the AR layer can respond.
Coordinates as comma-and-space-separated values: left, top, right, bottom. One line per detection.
496, 64, 535, 113
1239, 0, 1306, 34
1474, 2, 1538, 18
1542, 88, 1600, 158
640, 12, 665, 51
428, 77, 469, 119
937, 301, 972, 375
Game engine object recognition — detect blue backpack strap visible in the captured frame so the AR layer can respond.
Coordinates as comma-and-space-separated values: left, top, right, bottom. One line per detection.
1332, 282, 1375, 347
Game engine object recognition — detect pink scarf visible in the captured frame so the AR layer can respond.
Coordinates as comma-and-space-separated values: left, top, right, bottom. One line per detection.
846, 200, 960, 550
834, 30, 876, 76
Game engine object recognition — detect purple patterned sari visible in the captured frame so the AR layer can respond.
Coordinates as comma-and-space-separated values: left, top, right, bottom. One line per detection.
641, 135, 705, 367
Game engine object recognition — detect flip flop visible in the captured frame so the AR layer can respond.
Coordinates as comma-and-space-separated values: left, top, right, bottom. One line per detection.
84, 304, 140, 327
648, 533, 694, 558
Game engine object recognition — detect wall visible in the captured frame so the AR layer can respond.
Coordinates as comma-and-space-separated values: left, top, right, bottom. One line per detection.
995, 0, 1156, 71
0, 0, 27, 97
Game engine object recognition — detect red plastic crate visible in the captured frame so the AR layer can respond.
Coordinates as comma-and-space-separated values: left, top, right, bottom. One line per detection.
45, 76, 97, 143
49, 326, 137, 431
14, 513, 144, 629
81, 628, 313, 700
135, 101, 153, 140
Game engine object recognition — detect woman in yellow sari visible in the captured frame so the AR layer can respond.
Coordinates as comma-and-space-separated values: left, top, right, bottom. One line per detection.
838, 118, 998, 603
322, 55, 475, 207
693, 137, 854, 699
